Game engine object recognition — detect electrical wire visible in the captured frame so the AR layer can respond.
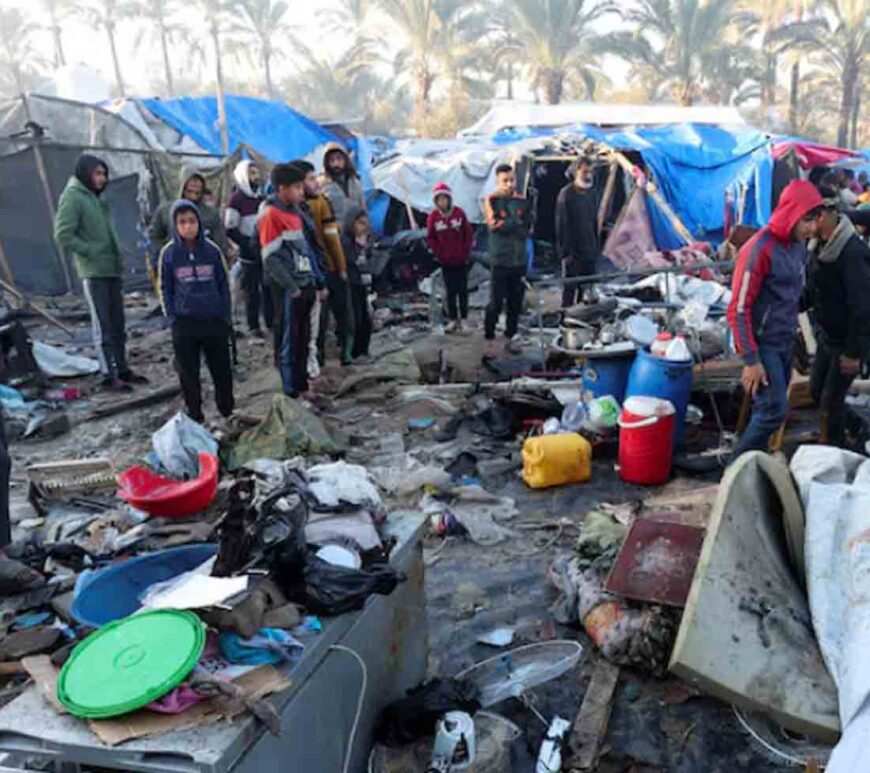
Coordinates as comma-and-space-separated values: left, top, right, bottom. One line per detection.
330, 644, 369, 773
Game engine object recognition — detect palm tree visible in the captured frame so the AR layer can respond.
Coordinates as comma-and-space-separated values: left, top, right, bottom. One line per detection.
0, 9, 45, 95
189, 0, 230, 152
134, 0, 184, 96
227, 0, 295, 99
613, 0, 759, 106
377, 0, 476, 117
83, 0, 136, 97
775, 0, 870, 147
496, 0, 615, 104
40, 0, 69, 68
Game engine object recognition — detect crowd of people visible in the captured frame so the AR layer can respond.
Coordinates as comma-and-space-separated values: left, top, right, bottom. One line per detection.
48, 146, 870, 462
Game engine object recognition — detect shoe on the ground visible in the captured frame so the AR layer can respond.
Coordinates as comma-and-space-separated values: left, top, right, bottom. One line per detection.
118, 370, 149, 385
353, 354, 373, 365
457, 321, 472, 336
444, 320, 458, 334
101, 377, 133, 393
504, 336, 523, 354
483, 338, 499, 357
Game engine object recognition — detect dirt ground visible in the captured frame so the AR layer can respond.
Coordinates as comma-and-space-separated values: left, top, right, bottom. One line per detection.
7, 294, 796, 770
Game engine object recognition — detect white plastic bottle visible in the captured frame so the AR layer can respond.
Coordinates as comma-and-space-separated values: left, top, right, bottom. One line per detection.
665, 332, 691, 361
651, 332, 672, 357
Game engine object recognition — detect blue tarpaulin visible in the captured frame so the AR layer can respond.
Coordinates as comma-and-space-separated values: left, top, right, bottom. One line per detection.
580, 124, 773, 248
491, 121, 773, 248
139, 95, 338, 161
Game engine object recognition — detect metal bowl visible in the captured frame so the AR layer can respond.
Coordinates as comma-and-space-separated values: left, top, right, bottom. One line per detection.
560, 324, 595, 350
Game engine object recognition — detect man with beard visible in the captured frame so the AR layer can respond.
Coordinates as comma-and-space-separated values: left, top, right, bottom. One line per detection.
320, 144, 366, 231
555, 156, 600, 307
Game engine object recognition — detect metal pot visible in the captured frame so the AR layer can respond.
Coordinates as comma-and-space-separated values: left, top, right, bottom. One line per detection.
561, 324, 595, 350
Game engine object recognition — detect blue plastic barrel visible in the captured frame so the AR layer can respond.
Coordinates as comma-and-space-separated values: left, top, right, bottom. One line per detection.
582, 352, 636, 403
625, 349, 694, 442
71, 544, 217, 628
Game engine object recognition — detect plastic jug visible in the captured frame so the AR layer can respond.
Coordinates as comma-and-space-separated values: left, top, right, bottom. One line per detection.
651, 332, 672, 357
625, 349, 694, 442
618, 397, 676, 485
665, 333, 691, 361
522, 433, 592, 489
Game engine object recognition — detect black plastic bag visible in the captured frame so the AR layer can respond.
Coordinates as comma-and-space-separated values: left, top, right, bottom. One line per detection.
300, 556, 404, 615
212, 472, 309, 585
374, 678, 481, 746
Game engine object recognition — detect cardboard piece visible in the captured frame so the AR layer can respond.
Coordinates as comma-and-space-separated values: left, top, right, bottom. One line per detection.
23, 655, 291, 746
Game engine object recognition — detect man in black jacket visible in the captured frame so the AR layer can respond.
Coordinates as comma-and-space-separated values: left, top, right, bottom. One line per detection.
555, 156, 600, 307
807, 186, 870, 446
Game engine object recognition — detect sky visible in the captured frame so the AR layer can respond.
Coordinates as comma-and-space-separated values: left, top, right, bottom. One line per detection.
3, 0, 630, 102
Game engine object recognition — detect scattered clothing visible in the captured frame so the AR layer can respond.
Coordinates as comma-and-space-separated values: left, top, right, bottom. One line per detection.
218, 628, 304, 666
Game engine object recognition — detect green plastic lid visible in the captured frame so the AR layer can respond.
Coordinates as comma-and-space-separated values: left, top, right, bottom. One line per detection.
57, 609, 205, 719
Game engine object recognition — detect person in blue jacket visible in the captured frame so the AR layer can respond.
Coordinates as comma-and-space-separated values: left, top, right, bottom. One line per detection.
159, 200, 234, 423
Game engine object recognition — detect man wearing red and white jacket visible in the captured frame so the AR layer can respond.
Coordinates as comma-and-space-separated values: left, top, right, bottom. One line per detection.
727, 180, 823, 458
426, 182, 474, 334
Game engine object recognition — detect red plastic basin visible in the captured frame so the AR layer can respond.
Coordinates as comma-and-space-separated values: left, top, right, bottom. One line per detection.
117, 452, 219, 517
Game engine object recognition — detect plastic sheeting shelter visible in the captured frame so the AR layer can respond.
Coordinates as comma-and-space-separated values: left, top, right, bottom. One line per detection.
371, 124, 773, 250
139, 95, 338, 161
0, 94, 158, 295
583, 123, 773, 248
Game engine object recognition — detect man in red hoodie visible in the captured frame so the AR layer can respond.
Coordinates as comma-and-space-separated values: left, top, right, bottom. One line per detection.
426, 183, 474, 334
727, 180, 823, 458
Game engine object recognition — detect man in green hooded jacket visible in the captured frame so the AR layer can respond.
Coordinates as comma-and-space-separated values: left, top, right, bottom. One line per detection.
54, 154, 144, 390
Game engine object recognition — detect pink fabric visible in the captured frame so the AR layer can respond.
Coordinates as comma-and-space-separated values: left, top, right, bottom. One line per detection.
772, 141, 859, 170
147, 685, 205, 714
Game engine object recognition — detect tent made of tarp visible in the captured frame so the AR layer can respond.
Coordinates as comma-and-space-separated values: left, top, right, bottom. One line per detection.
0, 94, 161, 295
584, 123, 773, 249
772, 137, 859, 170
460, 102, 746, 138
136, 95, 339, 162
372, 124, 772, 250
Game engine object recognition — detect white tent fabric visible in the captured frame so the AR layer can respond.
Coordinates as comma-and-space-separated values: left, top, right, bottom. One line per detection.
460, 101, 746, 138
371, 137, 544, 223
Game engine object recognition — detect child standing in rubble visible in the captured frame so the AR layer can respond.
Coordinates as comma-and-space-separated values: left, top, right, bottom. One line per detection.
259, 163, 329, 398
484, 164, 531, 354
342, 210, 374, 360
427, 182, 474, 334
159, 200, 234, 424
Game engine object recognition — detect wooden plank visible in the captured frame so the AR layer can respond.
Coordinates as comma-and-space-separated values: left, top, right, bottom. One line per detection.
568, 658, 620, 769
86, 385, 181, 420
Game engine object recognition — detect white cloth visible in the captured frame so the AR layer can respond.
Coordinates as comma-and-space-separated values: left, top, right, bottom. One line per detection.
308, 297, 321, 379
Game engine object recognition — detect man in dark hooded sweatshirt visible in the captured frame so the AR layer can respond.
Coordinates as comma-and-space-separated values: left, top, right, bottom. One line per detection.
55, 154, 143, 390
148, 167, 227, 275
555, 156, 600, 307
159, 200, 234, 423
804, 186, 870, 446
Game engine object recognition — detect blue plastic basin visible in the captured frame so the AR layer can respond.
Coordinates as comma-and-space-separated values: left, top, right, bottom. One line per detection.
71, 544, 217, 629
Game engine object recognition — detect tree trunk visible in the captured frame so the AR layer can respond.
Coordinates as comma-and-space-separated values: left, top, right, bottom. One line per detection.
851, 79, 861, 149
543, 69, 563, 105
107, 24, 125, 97
212, 26, 229, 154
158, 18, 174, 96
414, 64, 432, 117
507, 60, 513, 100
838, 64, 857, 148
263, 48, 274, 100
762, 51, 776, 108
788, 60, 800, 134
52, 23, 66, 68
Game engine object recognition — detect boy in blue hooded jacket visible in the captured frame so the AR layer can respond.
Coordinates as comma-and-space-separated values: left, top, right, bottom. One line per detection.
159, 200, 234, 423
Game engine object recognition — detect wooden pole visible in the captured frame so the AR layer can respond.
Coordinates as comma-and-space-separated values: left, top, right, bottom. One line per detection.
609, 149, 695, 245
597, 159, 619, 235
21, 95, 74, 294
0, 278, 75, 337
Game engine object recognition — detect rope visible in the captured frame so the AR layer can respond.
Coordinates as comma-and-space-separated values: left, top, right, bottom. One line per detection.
330, 644, 369, 773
